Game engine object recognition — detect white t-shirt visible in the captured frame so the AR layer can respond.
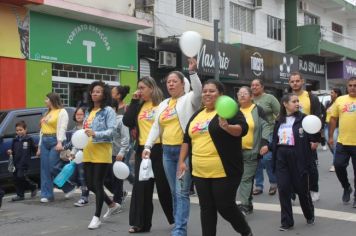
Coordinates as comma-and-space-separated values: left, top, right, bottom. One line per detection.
278, 116, 295, 146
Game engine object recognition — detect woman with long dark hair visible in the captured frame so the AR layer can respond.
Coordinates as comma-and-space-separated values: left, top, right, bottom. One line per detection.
123, 76, 173, 233
324, 88, 342, 172
38, 92, 69, 203
265, 93, 316, 231
178, 80, 253, 236
82, 81, 119, 229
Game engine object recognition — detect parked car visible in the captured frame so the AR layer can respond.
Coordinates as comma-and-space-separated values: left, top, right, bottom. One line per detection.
0, 107, 75, 183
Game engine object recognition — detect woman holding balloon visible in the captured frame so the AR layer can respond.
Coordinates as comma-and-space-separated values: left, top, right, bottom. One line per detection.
123, 76, 174, 233
178, 80, 253, 236
236, 86, 269, 215
82, 81, 119, 230
263, 93, 316, 231
142, 58, 201, 236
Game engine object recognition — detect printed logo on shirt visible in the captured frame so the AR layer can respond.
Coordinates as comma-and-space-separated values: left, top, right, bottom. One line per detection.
278, 122, 295, 145
341, 102, 356, 113
191, 119, 211, 134
161, 107, 177, 120
139, 108, 156, 121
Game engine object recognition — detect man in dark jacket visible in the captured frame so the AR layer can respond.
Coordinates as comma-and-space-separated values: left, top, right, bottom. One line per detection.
289, 72, 322, 202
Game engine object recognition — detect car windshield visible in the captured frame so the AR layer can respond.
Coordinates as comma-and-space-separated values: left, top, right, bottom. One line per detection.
0, 112, 7, 125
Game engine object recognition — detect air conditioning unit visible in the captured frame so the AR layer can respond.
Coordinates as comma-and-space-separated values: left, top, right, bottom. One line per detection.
298, 0, 308, 12
253, 0, 262, 9
159, 51, 177, 68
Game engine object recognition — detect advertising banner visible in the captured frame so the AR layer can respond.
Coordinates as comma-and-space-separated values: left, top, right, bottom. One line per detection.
0, 3, 29, 59
328, 59, 356, 79
182, 39, 240, 79
30, 12, 137, 70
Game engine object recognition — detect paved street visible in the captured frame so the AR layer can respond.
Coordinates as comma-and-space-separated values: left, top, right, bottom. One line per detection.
1, 148, 355, 236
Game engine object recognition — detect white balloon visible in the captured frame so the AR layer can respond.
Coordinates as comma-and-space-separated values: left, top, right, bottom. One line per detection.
113, 161, 130, 180
302, 115, 322, 134
74, 151, 83, 164
71, 129, 89, 149
179, 31, 203, 57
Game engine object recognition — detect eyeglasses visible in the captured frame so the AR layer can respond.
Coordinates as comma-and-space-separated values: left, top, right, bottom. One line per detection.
237, 93, 250, 97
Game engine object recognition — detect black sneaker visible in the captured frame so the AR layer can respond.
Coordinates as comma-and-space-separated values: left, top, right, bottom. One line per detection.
307, 217, 315, 225
353, 198, 356, 208
279, 225, 293, 231
342, 186, 353, 204
11, 196, 25, 202
238, 204, 253, 215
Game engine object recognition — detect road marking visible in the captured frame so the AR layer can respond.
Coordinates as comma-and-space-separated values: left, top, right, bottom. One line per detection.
4, 190, 356, 223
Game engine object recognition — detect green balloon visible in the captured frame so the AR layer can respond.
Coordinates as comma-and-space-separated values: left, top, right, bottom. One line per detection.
216, 95, 238, 119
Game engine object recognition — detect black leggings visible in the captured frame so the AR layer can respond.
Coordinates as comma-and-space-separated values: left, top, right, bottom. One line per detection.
84, 163, 113, 217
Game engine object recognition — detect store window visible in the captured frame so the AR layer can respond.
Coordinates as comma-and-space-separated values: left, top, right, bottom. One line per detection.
176, 0, 210, 22
230, 2, 254, 33
267, 15, 282, 41
304, 13, 319, 25
331, 22, 343, 34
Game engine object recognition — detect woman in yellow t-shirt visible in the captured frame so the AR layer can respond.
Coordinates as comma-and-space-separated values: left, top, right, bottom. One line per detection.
38, 92, 69, 203
237, 86, 269, 215
123, 76, 173, 233
83, 81, 118, 230
178, 80, 252, 236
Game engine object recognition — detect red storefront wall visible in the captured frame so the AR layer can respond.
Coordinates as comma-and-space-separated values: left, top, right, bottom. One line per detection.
0, 57, 26, 109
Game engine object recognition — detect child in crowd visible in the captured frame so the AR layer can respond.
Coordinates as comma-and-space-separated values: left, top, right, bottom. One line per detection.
7, 120, 38, 201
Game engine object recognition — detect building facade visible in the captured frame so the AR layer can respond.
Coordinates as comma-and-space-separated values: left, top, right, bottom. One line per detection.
0, 0, 151, 109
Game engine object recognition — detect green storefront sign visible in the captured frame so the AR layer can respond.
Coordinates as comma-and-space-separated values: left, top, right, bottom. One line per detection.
30, 12, 137, 70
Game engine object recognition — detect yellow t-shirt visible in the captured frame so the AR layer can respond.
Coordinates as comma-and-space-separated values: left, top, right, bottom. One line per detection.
298, 91, 311, 115
138, 101, 160, 145
325, 103, 334, 123
159, 99, 184, 145
189, 109, 226, 178
331, 95, 356, 145
41, 109, 61, 134
240, 104, 255, 149
83, 109, 112, 163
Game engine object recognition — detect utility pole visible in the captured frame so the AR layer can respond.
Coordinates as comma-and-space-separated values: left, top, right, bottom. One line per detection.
214, 19, 220, 81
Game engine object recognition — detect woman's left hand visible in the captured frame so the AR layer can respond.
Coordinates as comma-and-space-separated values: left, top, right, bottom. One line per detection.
260, 145, 269, 155
188, 58, 198, 72
218, 117, 229, 130
310, 142, 319, 150
55, 142, 63, 151
85, 129, 96, 137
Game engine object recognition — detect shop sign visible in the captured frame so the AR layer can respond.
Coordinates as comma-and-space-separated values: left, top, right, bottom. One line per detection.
344, 59, 356, 77
299, 57, 325, 76
182, 40, 239, 78
30, 12, 137, 70
328, 59, 356, 79
239, 44, 298, 84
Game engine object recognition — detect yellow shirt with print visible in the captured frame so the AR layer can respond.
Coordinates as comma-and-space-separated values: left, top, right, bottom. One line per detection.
83, 109, 112, 164
159, 99, 184, 145
240, 104, 255, 149
41, 109, 61, 134
138, 101, 160, 145
298, 91, 311, 115
189, 109, 226, 178
331, 95, 356, 145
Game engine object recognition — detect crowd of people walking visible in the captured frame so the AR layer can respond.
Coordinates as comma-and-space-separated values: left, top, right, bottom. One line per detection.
1, 58, 356, 236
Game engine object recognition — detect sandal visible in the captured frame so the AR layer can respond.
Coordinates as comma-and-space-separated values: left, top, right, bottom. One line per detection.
268, 187, 277, 195
128, 226, 145, 233
252, 189, 263, 195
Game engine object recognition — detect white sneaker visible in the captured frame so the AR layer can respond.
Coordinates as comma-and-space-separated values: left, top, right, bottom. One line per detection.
40, 198, 49, 203
64, 188, 76, 199
103, 203, 121, 219
88, 216, 101, 229
322, 145, 327, 151
329, 165, 335, 172
311, 191, 320, 202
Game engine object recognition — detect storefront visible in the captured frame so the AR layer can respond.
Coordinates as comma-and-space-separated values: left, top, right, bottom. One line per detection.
298, 56, 326, 91
328, 58, 356, 92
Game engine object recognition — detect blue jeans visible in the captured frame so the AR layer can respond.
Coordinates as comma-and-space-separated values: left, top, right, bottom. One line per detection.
254, 135, 277, 191
40, 136, 61, 199
324, 124, 339, 163
162, 145, 191, 236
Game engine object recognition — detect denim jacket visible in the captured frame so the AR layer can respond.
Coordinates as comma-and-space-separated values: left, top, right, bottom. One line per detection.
84, 106, 117, 143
